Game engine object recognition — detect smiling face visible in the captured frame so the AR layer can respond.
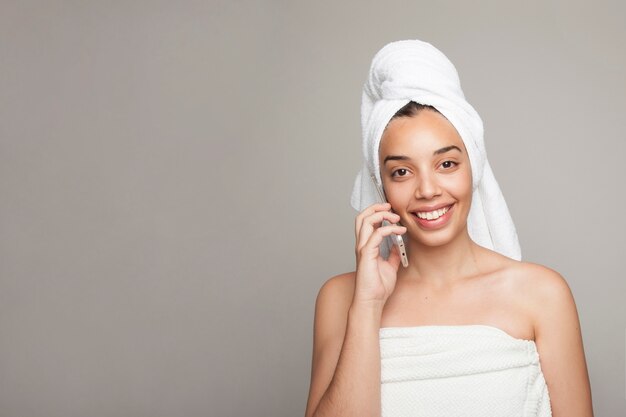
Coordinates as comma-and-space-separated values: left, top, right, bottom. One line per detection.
378, 108, 473, 247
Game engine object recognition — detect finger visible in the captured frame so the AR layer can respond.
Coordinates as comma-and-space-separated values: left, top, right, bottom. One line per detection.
356, 209, 401, 252
356, 210, 402, 252
358, 224, 407, 261
357, 210, 401, 252
355, 202, 392, 240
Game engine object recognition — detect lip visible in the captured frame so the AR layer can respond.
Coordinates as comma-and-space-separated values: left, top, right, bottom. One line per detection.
411, 203, 455, 230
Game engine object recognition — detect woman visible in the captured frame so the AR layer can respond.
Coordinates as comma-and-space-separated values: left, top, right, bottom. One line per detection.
304, 40, 593, 417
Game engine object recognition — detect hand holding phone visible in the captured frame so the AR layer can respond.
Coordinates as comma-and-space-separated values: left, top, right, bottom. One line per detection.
353, 201, 408, 307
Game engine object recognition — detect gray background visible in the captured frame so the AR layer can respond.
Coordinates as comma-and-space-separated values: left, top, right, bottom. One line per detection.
1, 1, 624, 416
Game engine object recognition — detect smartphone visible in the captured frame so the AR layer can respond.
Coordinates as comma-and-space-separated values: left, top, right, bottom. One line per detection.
370, 174, 409, 267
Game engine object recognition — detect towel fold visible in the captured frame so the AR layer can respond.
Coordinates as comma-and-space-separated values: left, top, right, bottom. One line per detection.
379, 325, 552, 416
350, 39, 521, 260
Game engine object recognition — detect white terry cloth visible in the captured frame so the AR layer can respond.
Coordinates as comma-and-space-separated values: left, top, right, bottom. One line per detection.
350, 39, 521, 261
379, 325, 553, 417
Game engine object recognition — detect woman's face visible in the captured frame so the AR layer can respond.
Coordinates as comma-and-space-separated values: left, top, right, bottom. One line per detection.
378, 109, 473, 246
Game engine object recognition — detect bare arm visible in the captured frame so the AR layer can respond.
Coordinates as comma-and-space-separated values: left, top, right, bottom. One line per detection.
305, 204, 405, 417
530, 266, 594, 417
304, 274, 384, 417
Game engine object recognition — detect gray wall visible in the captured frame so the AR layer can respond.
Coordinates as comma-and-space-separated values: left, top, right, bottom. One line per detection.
1, 1, 624, 416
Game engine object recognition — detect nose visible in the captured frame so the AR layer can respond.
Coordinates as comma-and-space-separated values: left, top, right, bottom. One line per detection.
414, 173, 442, 200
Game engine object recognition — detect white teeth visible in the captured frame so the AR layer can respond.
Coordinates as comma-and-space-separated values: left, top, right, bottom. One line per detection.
415, 205, 451, 220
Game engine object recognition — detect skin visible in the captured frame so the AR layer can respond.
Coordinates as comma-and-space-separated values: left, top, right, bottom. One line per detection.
305, 109, 594, 417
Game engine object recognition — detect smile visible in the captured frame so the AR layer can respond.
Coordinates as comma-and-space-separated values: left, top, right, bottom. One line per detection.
411, 204, 455, 229
414, 204, 453, 220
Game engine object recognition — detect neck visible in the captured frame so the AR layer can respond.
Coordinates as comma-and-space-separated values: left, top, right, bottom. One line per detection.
397, 227, 483, 288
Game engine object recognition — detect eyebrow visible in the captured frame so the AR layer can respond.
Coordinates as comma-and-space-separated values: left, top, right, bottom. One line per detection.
383, 145, 463, 165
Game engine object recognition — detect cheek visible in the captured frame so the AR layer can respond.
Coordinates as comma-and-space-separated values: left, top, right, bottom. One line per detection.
385, 189, 405, 206
443, 171, 473, 198
456, 164, 472, 189
383, 183, 412, 206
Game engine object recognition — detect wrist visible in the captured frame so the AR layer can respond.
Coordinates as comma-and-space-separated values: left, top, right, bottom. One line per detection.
348, 301, 384, 323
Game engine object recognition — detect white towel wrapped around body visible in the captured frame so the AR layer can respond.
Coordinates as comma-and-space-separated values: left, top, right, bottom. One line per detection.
379, 325, 552, 416
350, 39, 521, 260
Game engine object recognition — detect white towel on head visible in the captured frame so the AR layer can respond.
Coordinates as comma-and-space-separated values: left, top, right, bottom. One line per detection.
350, 39, 521, 260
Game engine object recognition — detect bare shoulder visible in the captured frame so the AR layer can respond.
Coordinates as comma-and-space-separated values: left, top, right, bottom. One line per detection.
477, 247, 565, 290
315, 271, 356, 330
511, 261, 574, 302
318, 270, 356, 297
508, 261, 579, 335
479, 251, 571, 303
311, 271, 357, 349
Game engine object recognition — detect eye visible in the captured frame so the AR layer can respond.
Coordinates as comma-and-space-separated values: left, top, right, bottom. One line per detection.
441, 160, 458, 169
391, 168, 409, 177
